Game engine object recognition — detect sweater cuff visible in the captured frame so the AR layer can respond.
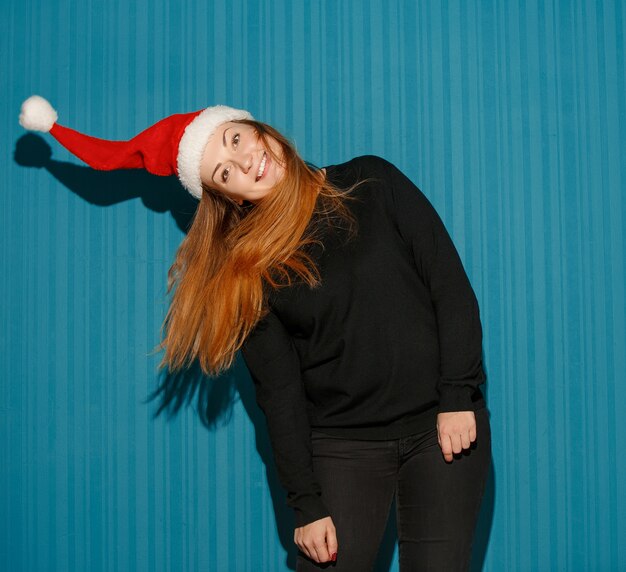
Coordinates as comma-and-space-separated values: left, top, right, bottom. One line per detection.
437, 384, 474, 413
293, 494, 331, 528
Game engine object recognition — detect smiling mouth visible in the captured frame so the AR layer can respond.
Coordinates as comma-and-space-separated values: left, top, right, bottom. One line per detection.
256, 152, 268, 182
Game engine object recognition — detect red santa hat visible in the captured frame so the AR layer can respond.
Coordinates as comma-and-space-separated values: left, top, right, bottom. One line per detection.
18, 95, 253, 199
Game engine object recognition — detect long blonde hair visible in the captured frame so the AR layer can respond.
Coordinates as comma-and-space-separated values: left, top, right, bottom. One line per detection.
159, 120, 356, 375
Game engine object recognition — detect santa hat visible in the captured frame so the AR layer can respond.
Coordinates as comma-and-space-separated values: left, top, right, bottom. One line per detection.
18, 95, 253, 199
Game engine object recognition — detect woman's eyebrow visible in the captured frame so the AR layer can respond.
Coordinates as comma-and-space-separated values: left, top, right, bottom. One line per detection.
211, 162, 222, 184
211, 128, 231, 183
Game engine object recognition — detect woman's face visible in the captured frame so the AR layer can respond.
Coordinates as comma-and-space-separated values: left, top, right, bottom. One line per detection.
200, 121, 285, 204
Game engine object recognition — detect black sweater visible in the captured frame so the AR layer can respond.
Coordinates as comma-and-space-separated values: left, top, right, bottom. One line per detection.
241, 155, 485, 527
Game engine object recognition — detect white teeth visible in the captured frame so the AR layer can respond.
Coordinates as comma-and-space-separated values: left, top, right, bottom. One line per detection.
256, 152, 267, 181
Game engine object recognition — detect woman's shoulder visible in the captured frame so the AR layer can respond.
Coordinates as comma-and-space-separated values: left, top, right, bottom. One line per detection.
326, 154, 394, 175
325, 155, 398, 189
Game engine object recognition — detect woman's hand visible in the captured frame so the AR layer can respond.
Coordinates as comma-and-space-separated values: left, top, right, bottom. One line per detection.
294, 516, 338, 564
436, 410, 477, 462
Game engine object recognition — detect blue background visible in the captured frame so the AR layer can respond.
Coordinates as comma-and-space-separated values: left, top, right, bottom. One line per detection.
2, 1, 625, 570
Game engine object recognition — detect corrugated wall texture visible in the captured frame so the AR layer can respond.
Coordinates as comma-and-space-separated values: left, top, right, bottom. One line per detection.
1, 1, 624, 570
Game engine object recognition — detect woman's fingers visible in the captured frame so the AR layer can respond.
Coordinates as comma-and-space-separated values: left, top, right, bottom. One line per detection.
311, 536, 330, 563
294, 529, 311, 560
460, 431, 471, 449
469, 423, 477, 443
451, 432, 463, 454
295, 529, 316, 561
439, 433, 454, 462
326, 521, 338, 562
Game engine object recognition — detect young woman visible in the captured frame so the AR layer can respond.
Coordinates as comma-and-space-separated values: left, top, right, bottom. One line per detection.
20, 96, 491, 571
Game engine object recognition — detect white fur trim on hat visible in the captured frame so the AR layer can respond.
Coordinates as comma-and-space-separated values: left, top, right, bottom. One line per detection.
19, 95, 58, 133
177, 105, 253, 199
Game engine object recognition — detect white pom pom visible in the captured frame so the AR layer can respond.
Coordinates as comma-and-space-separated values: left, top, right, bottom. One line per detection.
19, 95, 58, 132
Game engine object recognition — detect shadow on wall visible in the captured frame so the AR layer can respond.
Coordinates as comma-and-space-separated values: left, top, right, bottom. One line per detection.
14, 133, 198, 233
149, 356, 300, 570
14, 134, 496, 571
14, 133, 300, 568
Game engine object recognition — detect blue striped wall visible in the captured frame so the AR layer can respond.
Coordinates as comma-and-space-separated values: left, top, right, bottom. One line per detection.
1, 1, 625, 570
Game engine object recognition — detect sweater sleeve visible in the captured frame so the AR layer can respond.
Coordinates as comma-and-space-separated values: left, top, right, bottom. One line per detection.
381, 157, 485, 412
241, 310, 330, 527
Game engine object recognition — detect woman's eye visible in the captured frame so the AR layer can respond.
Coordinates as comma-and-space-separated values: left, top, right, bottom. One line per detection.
232, 133, 240, 149
221, 166, 231, 183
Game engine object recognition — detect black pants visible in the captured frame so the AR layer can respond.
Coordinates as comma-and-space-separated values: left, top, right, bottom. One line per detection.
296, 408, 491, 572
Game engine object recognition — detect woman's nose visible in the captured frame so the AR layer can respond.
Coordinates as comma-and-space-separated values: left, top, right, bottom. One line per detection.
235, 153, 253, 173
